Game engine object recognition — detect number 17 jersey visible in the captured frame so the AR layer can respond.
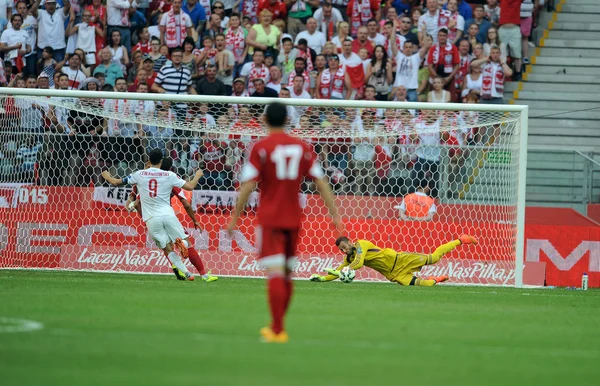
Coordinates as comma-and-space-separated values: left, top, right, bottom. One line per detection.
240, 132, 324, 229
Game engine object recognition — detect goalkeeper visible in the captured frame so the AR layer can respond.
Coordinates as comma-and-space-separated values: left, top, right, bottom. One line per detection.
310, 235, 477, 286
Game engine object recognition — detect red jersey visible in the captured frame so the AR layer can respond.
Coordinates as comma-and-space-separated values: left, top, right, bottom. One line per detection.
133, 41, 152, 54
240, 132, 324, 229
257, 0, 287, 20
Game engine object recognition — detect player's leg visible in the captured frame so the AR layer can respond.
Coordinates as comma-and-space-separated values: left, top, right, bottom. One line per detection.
283, 229, 300, 314
258, 227, 289, 343
160, 216, 195, 280
392, 273, 439, 287
182, 236, 218, 282
427, 234, 478, 265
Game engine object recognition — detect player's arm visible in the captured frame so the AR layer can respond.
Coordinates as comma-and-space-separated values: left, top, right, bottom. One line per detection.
310, 260, 348, 282
102, 171, 125, 186
313, 176, 342, 234
179, 196, 201, 229
181, 169, 203, 191
227, 180, 258, 234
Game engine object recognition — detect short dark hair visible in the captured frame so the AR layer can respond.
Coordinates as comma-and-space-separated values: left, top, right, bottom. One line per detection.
335, 236, 350, 247
43, 46, 54, 55
160, 157, 173, 171
11, 14, 22, 23
148, 149, 163, 165
58, 73, 69, 81
265, 102, 287, 127
115, 77, 127, 84
294, 57, 306, 65
171, 47, 184, 55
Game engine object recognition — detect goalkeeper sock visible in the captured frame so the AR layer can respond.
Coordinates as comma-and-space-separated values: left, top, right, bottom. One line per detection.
283, 277, 293, 313
411, 277, 436, 287
187, 247, 207, 275
267, 277, 287, 334
168, 252, 189, 274
429, 240, 461, 264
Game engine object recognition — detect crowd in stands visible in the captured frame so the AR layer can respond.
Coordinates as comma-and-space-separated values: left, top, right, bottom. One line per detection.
0, 0, 548, 198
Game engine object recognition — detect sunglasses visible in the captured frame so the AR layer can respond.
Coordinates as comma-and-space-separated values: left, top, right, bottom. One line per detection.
213, 5, 223, 8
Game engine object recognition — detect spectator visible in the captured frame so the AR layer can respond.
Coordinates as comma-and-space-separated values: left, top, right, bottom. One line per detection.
396, 180, 437, 221
365, 45, 392, 101
16, 136, 41, 180
197, 133, 228, 189
246, 9, 279, 57
442, 0, 472, 21
94, 48, 124, 86
346, 0, 380, 38
278, 37, 297, 79
181, 37, 198, 77
195, 35, 217, 77
266, 65, 282, 93
214, 34, 234, 93
159, 0, 193, 49
454, 38, 471, 100
295, 17, 326, 54
331, 21, 352, 54
133, 27, 152, 53
240, 49, 269, 94
410, 7, 422, 35
484, 0, 501, 26
287, 0, 317, 39
147, 37, 168, 71
0, 0, 11, 31
224, 13, 248, 77
295, 38, 315, 71
410, 109, 441, 198
349, 133, 375, 195
428, 27, 460, 95
521, 0, 535, 65
16, 74, 45, 134
196, 64, 227, 95
86, 0, 108, 31
107, 0, 135, 53
461, 59, 482, 101
366, 18, 385, 47
58, 53, 87, 89
446, 0, 465, 45
498, 0, 522, 80
484, 27, 507, 63
37, 72, 50, 89
231, 77, 249, 97
427, 76, 451, 103
37, 47, 57, 87
313, 1, 343, 41
393, 40, 429, 102
67, 8, 104, 66
197, 0, 211, 21
339, 38, 363, 98
316, 54, 350, 100
11, 1, 37, 75
104, 77, 137, 136
382, 20, 404, 59
202, 13, 222, 40
351, 26, 374, 56
391, 0, 411, 18
471, 45, 512, 104
465, 5, 491, 44
472, 42, 485, 60
286, 56, 310, 92
272, 17, 291, 47
257, 0, 286, 21
418, 0, 442, 44
108, 30, 130, 74
397, 14, 419, 45
0, 14, 31, 67
251, 77, 278, 97
31, 0, 70, 63
183, 0, 207, 34
290, 74, 311, 99
210, 1, 229, 28
465, 23, 481, 48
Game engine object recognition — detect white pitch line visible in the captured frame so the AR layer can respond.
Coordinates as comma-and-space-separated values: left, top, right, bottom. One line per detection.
0, 317, 44, 334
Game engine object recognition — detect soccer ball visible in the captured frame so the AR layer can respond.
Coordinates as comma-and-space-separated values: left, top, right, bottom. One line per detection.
339, 267, 356, 284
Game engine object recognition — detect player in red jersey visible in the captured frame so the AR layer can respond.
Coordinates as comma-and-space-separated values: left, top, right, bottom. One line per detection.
227, 102, 342, 343
128, 157, 218, 282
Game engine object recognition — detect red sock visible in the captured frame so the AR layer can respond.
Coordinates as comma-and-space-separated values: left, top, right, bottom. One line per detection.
283, 277, 293, 313
187, 247, 207, 275
268, 277, 287, 334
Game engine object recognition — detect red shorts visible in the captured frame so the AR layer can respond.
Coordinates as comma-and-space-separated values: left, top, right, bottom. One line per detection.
257, 226, 300, 268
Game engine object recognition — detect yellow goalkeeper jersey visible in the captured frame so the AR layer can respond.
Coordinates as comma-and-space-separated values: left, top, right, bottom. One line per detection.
328, 240, 400, 280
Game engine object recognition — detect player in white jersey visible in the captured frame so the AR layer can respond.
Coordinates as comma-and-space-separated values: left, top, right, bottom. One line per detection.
102, 149, 203, 281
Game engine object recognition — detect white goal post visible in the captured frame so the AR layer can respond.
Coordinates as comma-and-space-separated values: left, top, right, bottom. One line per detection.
0, 88, 528, 287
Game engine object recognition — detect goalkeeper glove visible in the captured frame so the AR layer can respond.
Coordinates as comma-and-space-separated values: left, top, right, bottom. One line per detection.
309, 274, 326, 282
324, 267, 340, 277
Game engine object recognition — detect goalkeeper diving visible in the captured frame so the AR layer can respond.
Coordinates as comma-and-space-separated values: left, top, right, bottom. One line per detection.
310, 235, 478, 286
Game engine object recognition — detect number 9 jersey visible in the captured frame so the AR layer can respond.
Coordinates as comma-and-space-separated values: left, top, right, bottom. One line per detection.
125, 168, 186, 222
239, 132, 324, 229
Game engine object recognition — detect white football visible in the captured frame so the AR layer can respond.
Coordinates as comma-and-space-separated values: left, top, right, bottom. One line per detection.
339, 267, 356, 284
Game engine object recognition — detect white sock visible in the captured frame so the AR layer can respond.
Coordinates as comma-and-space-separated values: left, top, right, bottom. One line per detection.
168, 252, 189, 274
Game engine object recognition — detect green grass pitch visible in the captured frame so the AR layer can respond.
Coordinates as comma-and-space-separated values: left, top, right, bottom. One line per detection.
1, 270, 599, 386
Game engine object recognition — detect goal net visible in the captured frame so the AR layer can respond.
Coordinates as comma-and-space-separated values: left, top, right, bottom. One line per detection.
0, 89, 527, 287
